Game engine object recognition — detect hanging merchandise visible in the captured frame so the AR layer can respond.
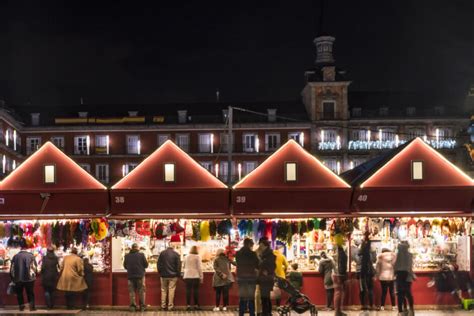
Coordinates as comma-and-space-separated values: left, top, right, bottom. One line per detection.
252, 220, 259, 242
52, 222, 60, 248
276, 220, 288, 241
96, 219, 108, 241
265, 221, 272, 241
271, 221, 278, 244
299, 220, 308, 236
246, 220, 253, 236
238, 220, 247, 236
200, 221, 210, 241
209, 220, 217, 237
217, 219, 232, 236
307, 219, 314, 232
319, 219, 327, 230
0, 222, 5, 238
135, 220, 151, 236
155, 223, 166, 240
192, 222, 200, 241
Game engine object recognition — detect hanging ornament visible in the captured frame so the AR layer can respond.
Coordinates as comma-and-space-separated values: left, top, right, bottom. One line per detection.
200, 221, 210, 241
209, 220, 217, 237
238, 220, 247, 236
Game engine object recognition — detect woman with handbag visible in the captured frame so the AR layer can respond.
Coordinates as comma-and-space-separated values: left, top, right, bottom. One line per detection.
212, 249, 235, 311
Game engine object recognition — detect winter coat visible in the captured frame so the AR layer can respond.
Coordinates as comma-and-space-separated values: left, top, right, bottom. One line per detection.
333, 247, 348, 277
57, 254, 87, 292
394, 243, 415, 282
376, 251, 396, 281
124, 249, 149, 279
359, 242, 376, 277
236, 247, 259, 280
10, 250, 37, 283
258, 248, 276, 291
41, 251, 59, 288
212, 254, 234, 287
157, 247, 181, 278
183, 254, 203, 280
288, 271, 303, 291
83, 262, 94, 288
318, 257, 334, 289
273, 250, 289, 279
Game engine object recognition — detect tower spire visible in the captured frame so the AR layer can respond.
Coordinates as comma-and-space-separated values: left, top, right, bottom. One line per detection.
314, 0, 335, 65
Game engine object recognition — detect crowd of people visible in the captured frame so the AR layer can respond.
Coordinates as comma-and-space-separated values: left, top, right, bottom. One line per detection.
9, 234, 471, 315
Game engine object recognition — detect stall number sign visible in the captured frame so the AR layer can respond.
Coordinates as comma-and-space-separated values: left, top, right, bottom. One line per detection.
114, 196, 125, 204
0, 197, 4, 204
236, 196, 246, 203
357, 194, 368, 202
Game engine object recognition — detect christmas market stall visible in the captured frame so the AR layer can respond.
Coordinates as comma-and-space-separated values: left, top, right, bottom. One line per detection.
0, 142, 111, 307
110, 140, 231, 307
232, 139, 353, 306
341, 137, 474, 307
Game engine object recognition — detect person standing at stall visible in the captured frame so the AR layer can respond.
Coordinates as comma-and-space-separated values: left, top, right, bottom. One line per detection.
332, 243, 348, 316
236, 237, 259, 316
359, 234, 376, 310
319, 251, 335, 310
394, 241, 415, 316
376, 248, 396, 311
255, 237, 268, 316
273, 244, 288, 307
123, 243, 148, 312
157, 244, 181, 311
82, 257, 94, 310
10, 238, 38, 312
57, 247, 88, 310
258, 239, 276, 316
41, 247, 59, 310
183, 245, 203, 311
213, 248, 235, 311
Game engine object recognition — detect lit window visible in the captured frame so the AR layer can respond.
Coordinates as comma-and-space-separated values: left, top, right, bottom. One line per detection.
199, 133, 213, 153
96, 164, 109, 183
164, 163, 175, 182
95, 135, 109, 155
44, 165, 55, 184
412, 161, 423, 180
127, 135, 140, 154
285, 162, 297, 182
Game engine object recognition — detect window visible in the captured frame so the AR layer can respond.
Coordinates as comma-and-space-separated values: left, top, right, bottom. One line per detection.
406, 107, 416, 116
164, 163, 175, 182
379, 128, 397, 142
351, 129, 368, 141
95, 135, 109, 155
5, 128, 12, 146
44, 165, 55, 184
379, 107, 389, 117
351, 107, 362, 118
26, 137, 41, 155
127, 135, 140, 154
434, 106, 445, 115
79, 163, 91, 173
243, 161, 258, 175
411, 161, 423, 180
219, 161, 236, 182
285, 162, 297, 182
322, 101, 335, 119
288, 132, 303, 144
176, 134, 190, 152
158, 134, 170, 146
74, 136, 89, 155
96, 164, 109, 183
323, 159, 338, 173
243, 133, 257, 152
200, 161, 213, 173
436, 128, 451, 140
51, 136, 65, 150
220, 133, 234, 152
265, 133, 280, 151
407, 128, 425, 140
122, 163, 138, 176
198, 133, 213, 153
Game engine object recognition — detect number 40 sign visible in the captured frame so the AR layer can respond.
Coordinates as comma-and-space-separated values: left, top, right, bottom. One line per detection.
357, 194, 368, 202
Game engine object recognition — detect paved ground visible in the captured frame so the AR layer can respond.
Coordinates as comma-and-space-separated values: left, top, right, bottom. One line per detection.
0, 309, 472, 315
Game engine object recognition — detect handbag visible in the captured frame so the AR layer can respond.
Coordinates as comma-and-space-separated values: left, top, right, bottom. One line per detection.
7, 282, 16, 295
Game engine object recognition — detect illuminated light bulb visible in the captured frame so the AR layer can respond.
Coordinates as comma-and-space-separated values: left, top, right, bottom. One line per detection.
350, 161, 354, 169
255, 136, 259, 153
137, 140, 141, 155
321, 130, 325, 143
106, 135, 110, 155
395, 134, 399, 147
300, 132, 304, 146
336, 135, 341, 150
215, 163, 219, 178
210, 134, 214, 153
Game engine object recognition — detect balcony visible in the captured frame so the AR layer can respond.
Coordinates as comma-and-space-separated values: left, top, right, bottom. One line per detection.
317, 112, 343, 120
318, 141, 341, 151
348, 140, 407, 150
426, 139, 456, 149
74, 147, 89, 155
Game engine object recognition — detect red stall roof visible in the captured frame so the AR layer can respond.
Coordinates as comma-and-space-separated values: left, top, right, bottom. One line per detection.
342, 137, 474, 215
232, 140, 352, 217
111, 140, 229, 216
0, 142, 108, 217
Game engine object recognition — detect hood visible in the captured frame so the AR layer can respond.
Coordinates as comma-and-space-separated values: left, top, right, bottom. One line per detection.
378, 251, 394, 262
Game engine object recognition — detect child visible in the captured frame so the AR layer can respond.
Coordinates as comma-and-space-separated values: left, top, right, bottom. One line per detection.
288, 263, 303, 291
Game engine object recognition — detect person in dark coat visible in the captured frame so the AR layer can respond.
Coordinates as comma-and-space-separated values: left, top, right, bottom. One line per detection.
359, 234, 376, 310
157, 245, 181, 311
124, 243, 149, 312
10, 238, 38, 312
236, 238, 259, 316
41, 247, 59, 309
258, 239, 276, 316
319, 251, 335, 310
82, 257, 94, 309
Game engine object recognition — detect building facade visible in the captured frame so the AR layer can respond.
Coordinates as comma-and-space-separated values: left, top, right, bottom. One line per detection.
0, 35, 472, 185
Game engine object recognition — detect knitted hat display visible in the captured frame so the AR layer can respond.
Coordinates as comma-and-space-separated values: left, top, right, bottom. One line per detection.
200, 221, 210, 241
319, 219, 327, 231
246, 220, 253, 236
290, 221, 298, 236
299, 220, 308, 236
276, 221, 289, 241
271, 221, 278, 243
307, 219, 314, 231
217, 219, 232, 236
175, 221, 185, 234
265, 221, 273, 241
257, 220, 266, 241
155, 223, 166, 240
0, 222, 4, 238
192, 222, 201, 241
313, 218, 320, 230
252, 220, 259, 242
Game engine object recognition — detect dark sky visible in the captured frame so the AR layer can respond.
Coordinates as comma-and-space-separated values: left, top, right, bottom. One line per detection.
0, 0, 473, 107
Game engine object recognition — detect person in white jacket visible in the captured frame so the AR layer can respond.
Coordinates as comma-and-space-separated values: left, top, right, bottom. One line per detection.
376, 248, 397, 310
183, 246, 203, 311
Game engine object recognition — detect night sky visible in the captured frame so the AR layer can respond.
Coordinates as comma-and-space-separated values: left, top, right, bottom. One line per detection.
0, 0, 473, 107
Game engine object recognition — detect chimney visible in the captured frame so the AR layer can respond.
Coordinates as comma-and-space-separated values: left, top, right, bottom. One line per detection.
78, 112, 88, 118
178, 110, 187, 124
222, 109, 229, 123
267, 109, 277, 122
31, 113, 40, 126
128, 111, 138, 117
314, 36, 335, 64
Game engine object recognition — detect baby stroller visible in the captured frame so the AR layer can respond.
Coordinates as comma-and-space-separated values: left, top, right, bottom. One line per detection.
275, 276, 317, 316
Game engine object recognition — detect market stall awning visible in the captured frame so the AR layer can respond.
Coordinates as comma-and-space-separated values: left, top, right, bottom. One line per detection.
110, 140, 229, 216
0, 142, 108, 216
232, 140, 352, 217
341, 137, 474, 215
